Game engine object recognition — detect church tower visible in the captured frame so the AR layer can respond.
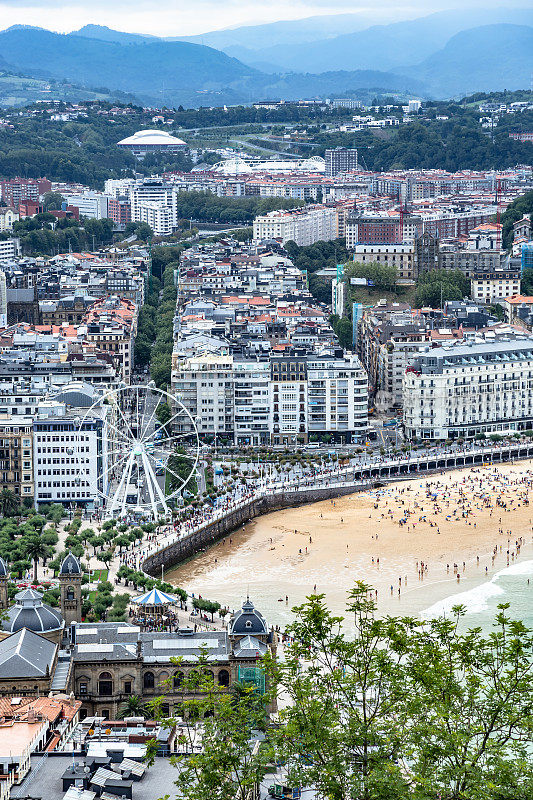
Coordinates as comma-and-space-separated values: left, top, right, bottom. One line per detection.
0, 557, 8, 610
59, 553, 82, 625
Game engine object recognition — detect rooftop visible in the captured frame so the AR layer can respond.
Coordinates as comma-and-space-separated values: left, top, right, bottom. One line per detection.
11, 754, 179, 800
117, 129, 187, 146
0, 628, 57, 678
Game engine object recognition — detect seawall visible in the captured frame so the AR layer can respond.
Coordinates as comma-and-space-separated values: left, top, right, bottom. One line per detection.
142, 483, 367, 576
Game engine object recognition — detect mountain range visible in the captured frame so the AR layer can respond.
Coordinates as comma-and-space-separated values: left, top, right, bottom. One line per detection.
0, 8, 530, 108
205, 7, 533, 73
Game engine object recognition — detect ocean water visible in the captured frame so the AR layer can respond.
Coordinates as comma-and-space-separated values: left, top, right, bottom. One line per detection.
422, 559, 533, 631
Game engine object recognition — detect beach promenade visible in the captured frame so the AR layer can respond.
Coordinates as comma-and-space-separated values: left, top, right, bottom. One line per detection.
142, 439, 533, 581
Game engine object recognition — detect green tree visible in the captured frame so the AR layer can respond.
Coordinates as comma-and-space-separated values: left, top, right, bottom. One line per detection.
117, 695, 149, 719
99, 550, 113, 566
344, 260, 398, 291
267, 584, 412, 800
336, 317, 353, 350
148, 659, 273, 800
262, 586, 533, 800
24, 535, 51, 581
0, 489, 18, 516
521, 267, 533, 296
414, 268, 471, 309
405, 605, 533, 800
501, 189, 533, 249
42, 191, 64, 210
155, 401, 172, 436
133, 222, 154, 241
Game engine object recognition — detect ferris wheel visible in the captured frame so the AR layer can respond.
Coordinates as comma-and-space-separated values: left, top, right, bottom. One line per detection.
78, 384, 199, 520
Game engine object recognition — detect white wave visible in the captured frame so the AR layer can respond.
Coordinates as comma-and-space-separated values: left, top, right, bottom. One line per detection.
492, 559, 533, 579
421, 559, 533, 619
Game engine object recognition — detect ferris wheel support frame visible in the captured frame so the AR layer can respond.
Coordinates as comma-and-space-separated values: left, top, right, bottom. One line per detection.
78, 383, 199, 521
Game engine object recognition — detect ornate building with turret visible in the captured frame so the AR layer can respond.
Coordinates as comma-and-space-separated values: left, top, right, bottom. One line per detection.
69, 597, 276, 721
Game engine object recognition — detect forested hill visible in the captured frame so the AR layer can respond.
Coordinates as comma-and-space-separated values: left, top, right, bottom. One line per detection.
0, 101, 531, 188
305, 118, 533, 172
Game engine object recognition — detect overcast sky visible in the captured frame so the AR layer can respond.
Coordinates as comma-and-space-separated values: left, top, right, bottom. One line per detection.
0, 0, 525, 36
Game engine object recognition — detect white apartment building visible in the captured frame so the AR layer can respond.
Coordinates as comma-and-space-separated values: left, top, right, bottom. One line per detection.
104, 178, 136, 198
172, 354, 235, 440
471, 272, 521, 304
0, 238, 20, 262
64, 192, 108, 220
403, 337, 533, 440
234, 360, 271, 446
253, 205, 338, 246
306, 354, 368, 442
33, 401, 106, 508
137, 202, 173, 236
130, 180, 179, 229
172, 351, 368, 445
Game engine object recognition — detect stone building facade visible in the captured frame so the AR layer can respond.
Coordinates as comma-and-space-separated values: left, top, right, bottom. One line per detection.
71, 600, 276, 720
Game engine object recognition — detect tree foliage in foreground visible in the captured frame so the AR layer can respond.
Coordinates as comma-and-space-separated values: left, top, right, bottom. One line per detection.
155, 584, 533, 800
269, 585, 533, 800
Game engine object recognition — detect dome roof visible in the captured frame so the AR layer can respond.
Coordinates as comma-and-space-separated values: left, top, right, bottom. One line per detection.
0, 557, 8, 578
230, 598, 267, 636
60, 553, 81, 576
3, 588, 63, 634
117, 129, 187, 146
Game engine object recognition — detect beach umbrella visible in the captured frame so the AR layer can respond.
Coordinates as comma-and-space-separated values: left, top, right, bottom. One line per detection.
131, 587, 179, 606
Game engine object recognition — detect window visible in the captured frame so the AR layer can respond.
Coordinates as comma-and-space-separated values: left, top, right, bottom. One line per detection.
124, 681, 132, 695
173, 671, 183, 689
143, 671, 155, 689
218, 669, 230, 687
79, 682, 88, 695
98, 672, 113, 696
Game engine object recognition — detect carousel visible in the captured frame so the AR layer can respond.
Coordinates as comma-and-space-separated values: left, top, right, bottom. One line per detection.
130, 587, 180, 628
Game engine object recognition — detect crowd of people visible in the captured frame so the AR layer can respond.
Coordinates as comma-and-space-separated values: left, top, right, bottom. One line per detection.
367, 466, 531, 596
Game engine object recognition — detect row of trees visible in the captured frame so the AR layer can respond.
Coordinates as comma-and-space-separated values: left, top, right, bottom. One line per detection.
0, 502, 64, 581
0, 212, 115, 256
171, 191, 303, 224
134, 274, 161, 369
284, 238, 349, 275
414, 268, 471, 308
150, 260, 179, 388
151, 584, 533, 800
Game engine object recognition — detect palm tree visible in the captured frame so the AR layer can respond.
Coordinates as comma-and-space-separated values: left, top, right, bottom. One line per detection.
25, 535, 48, 582
117, 695, 149, 719
0, 488, 18, 517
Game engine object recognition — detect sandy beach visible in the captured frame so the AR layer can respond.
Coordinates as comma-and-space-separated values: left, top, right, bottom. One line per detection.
167, 462, 533, 627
